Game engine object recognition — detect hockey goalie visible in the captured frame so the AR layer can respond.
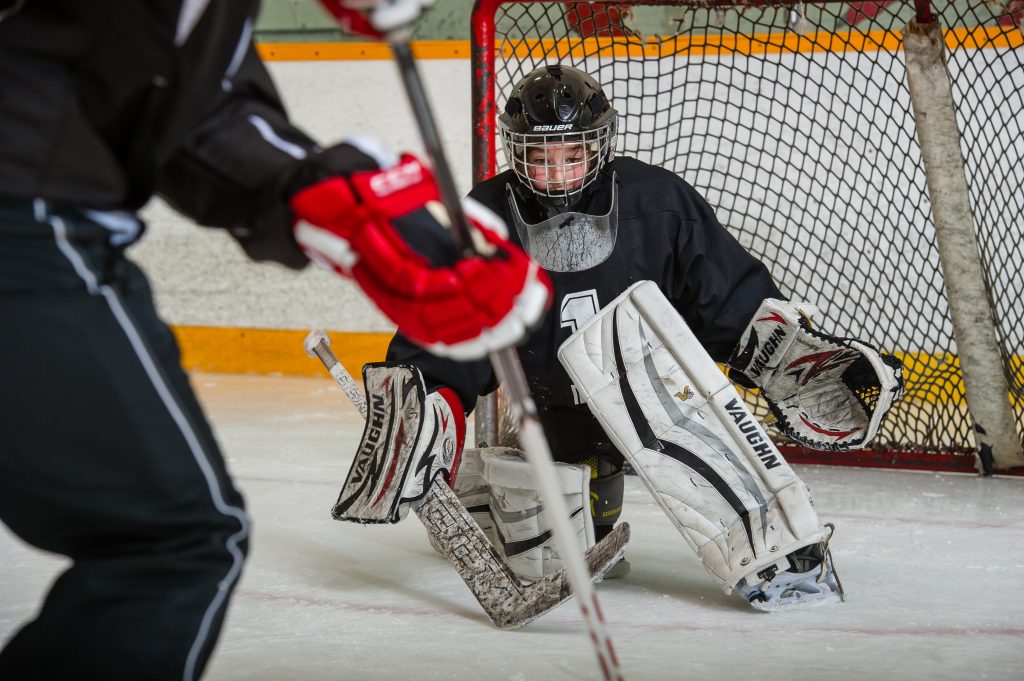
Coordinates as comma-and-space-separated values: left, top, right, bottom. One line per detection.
355, 64, 904, 611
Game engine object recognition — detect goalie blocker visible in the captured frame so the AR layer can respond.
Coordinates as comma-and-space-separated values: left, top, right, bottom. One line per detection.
558, 281, 844, 609
333, 362, 465, 523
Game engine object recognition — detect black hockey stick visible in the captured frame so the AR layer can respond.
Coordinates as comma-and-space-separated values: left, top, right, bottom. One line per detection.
386, 40, 624, 681
304, 330, 629, 630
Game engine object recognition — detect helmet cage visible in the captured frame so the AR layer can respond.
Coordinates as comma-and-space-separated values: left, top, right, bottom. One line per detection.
499, 117, 617, 205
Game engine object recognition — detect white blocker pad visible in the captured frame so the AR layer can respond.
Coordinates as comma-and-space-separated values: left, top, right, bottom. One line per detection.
473, 449, 595, 583
558, 281, 826, 592
332, 363, 459, 524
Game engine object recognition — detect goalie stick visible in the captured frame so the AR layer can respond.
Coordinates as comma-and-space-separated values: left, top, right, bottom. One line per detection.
385, 37, 624, 680
303, 330, 629, 630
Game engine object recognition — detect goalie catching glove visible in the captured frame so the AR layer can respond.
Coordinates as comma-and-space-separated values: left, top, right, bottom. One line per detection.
290, 150, 551, 361
728, 299, 905, 451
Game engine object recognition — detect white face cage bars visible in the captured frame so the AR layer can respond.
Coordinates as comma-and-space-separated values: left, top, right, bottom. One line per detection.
499, 120, 617, 203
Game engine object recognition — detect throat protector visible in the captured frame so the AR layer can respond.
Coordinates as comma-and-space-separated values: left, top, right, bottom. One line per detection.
506, 172, 619, 273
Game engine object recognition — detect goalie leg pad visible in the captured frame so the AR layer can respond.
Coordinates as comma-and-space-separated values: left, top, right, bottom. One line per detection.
427, 446, 510, 554
558, 281, 829, 594
332, 363, 464, 523
480, 449, 595, 583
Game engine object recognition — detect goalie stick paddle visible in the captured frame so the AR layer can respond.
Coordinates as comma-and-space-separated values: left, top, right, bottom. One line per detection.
387, 40, 624, 681
303, 330, 629, 630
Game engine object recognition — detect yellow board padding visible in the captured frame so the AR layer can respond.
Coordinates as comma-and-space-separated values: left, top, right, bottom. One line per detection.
171, 326, 392, 377
170, 327, 1022, 410
895, 351, 1024, 408
493, 26, 1022, 59
256, 28, 1021, 62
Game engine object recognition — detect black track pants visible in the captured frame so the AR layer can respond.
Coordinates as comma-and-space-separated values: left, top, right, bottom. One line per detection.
0, 201, 250, 681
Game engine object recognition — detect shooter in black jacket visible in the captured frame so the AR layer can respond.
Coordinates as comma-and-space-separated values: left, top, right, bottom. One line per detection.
0, 2, 550, 679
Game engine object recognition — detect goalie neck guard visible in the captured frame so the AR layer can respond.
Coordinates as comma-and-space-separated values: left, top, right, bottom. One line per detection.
499, 65, 618, 213
504, 172, 619, 272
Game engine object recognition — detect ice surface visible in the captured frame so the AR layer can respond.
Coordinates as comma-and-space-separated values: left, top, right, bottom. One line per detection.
2, 373, 1022, 680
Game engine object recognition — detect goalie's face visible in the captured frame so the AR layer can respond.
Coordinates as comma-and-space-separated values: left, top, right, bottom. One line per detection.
523, 143, 589, 194
500, 123, 614, 210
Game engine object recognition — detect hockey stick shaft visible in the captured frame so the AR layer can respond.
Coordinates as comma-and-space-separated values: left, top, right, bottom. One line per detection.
388, 41, 622, 681
306, 340, 368, 417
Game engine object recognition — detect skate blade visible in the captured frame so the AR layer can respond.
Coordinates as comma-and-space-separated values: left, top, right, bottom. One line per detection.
748, 588, 843, 613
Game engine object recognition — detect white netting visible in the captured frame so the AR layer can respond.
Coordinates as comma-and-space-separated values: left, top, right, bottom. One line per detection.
474, 0, 1024, 458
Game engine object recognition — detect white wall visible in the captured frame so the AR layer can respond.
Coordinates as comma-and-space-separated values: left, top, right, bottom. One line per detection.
132, 59, 473, 332
131, 52, 1022, 355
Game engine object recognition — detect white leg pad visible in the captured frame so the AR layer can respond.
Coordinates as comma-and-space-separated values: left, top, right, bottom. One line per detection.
474, 449, 595, 583
447, 446, 504, 549
558, 281, 827, 593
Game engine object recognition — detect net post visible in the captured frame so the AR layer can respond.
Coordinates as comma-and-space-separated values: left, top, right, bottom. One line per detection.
472, 0, 501, 186
471, 0, 503, 448
903, 16, 1024, 472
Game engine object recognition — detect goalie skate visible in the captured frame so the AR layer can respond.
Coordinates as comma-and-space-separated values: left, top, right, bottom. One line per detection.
735, 526, 844, 611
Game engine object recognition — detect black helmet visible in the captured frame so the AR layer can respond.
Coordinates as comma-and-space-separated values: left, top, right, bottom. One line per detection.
499, 65, 618, 210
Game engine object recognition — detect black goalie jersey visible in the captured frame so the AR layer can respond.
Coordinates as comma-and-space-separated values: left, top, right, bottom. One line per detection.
387, 156, 782, 464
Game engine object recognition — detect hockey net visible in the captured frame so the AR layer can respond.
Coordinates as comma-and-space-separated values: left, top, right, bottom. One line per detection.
470, 0, 1024, 472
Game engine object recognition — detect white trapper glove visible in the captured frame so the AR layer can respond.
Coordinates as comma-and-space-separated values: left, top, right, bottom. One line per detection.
728, 298, 904, 451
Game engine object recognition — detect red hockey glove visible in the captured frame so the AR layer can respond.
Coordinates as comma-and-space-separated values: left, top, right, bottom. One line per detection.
290, 154, 552, 360
318, 0, 435, 39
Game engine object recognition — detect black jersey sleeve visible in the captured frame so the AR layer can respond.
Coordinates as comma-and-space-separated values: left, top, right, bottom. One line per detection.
386, 334, 498, 414
157, 45, 381, 269
669, 184, 783, 362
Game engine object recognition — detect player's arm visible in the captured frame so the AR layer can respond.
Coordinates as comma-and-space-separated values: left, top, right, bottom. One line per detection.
157, 0, 436, 239
158, 44, 549, 359
665, 181, 784, 361
156, 43, 322, 267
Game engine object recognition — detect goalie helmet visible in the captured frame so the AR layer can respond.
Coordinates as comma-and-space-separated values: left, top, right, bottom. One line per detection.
499, 64, 618, 211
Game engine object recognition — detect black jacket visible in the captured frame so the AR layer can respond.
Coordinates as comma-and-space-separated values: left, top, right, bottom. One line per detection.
0, 0, 375, 266
387, 157, 783, 462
